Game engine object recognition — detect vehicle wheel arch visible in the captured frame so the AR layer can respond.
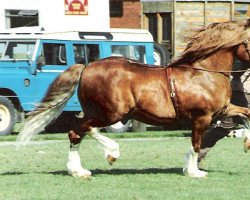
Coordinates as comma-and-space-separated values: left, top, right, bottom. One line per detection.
0, 88, 23, 112
153, 43, 170, 66
0, 94, 18, 135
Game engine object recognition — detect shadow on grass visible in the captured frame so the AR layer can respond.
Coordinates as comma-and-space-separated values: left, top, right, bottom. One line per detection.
92, 167, 183, 176
1, 171, 26, 176
45, 167, 183, 177
205, 169, 242, 176
39, 168, 244, 177
1, 168, 241, 177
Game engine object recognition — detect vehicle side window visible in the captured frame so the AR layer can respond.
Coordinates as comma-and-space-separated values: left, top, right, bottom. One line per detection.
0, 42, 6, 58
42, 43, 67, 65
3, 42, 35, 60
111, 45, 146, 63
73, 44, 99, 64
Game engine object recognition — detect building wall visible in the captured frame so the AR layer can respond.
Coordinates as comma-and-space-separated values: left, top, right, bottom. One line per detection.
175, 1, 250, 54
140, 0, 250, 56
110, 0, 141, 29
0, 0, 110, 30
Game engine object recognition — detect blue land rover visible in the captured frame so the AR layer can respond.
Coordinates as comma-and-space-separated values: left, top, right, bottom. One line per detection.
0, 27, 168, 135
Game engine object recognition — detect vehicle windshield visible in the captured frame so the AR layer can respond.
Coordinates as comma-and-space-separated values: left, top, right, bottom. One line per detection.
0, 41, 36, 60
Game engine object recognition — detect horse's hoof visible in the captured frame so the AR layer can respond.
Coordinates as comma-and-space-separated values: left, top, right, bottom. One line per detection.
244, 138, 250, 153
80, 175, 92, 180
184, 169, 208, 178
107, 154, 117, 165
70, 172, 92, 180
68, 168, 92, 179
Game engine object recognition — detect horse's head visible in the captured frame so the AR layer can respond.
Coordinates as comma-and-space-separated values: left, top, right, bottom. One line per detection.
235, 19, 250, 63
235, 39, 250, 63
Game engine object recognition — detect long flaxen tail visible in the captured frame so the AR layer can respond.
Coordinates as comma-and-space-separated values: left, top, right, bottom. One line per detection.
17, 64, 85, 144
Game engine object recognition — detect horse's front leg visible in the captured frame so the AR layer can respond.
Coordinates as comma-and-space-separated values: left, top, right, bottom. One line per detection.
87, 128, 120, 165
198, 127, 230, 164
224, 103, 250, 118
244, 129, 250, 152
224, 103, 250, 152
183, 115, 212, 178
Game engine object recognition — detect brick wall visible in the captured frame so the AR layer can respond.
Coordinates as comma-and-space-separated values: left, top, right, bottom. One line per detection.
110, 0, 141, 29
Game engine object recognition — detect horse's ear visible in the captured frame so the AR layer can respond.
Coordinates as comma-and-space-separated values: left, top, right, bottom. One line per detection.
244, 18, 250, 29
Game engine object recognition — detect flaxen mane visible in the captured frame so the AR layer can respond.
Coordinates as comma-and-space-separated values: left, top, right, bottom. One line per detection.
170, 19, 250, 67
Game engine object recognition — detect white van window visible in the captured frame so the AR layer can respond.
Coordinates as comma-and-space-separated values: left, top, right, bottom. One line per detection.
111, 45, 146, 63
0, 42, 6, 58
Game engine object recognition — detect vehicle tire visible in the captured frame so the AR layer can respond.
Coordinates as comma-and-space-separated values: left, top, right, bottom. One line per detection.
105, 120, 131, 133
153, 43, 170, 66
0, 96, 16, 135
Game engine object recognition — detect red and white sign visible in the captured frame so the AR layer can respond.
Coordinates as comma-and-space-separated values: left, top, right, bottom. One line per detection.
65, 0, 88, 15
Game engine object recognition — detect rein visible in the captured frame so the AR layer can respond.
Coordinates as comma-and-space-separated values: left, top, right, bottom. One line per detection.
169, 38, 250, 77
175, 65, 250, 78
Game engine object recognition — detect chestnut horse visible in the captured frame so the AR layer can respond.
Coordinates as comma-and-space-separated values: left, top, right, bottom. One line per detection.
18, 19, 250, 178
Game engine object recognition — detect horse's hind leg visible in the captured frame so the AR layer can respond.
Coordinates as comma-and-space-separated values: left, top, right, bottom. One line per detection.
87, 128, 120, 165
67, 129, 92, 179
66, 120, 120, 178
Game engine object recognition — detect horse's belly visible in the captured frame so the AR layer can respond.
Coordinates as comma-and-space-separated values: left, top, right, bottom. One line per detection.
132, 108, 176, 126
133, 92, 176, 124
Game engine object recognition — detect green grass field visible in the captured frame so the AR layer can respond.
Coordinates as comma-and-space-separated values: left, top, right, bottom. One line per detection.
0, 132, 250, 200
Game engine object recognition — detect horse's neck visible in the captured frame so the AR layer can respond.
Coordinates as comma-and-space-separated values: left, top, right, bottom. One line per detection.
196, 50, 234, 71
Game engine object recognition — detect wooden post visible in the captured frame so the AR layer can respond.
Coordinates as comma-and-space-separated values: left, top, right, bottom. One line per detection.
173, 0, 176, 56
230, 0, 235, 21
204, 0, 207, 26
157, 13, 162, 43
